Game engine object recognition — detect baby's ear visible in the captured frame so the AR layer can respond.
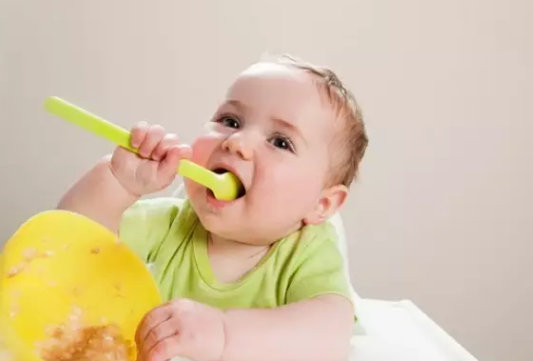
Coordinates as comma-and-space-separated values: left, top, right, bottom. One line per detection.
303, 184, 348, 225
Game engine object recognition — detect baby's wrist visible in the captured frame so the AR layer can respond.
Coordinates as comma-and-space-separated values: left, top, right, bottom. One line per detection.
99, 156, 141, 206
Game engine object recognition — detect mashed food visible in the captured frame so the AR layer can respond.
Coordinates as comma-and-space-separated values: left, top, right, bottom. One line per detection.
36, 308, 134, 361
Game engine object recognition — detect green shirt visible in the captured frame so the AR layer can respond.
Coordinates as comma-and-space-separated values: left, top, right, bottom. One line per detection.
119, 197, 353, 310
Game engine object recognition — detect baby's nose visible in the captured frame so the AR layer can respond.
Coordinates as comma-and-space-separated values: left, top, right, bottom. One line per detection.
222, 136, 253, 160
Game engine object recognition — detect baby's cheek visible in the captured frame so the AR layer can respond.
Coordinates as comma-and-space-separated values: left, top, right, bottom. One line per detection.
268, 170, 320, 204
190, 135, 219, 166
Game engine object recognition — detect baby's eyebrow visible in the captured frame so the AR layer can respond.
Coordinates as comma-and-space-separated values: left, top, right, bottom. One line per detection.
226, 99, 247, 112
272, 117, 306, 144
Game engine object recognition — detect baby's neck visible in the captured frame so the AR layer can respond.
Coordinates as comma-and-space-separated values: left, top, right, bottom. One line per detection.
209, 233, 270, 258
207, 233, 271, 283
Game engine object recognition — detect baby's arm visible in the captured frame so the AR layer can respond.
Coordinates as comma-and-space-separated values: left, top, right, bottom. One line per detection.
58, 123, 189, 233
221, 229, 354, 361
58, 156, 139, 233
222, 294, 353, 361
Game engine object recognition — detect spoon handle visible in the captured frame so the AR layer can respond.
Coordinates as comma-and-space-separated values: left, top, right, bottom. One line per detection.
43, 96, 216, 189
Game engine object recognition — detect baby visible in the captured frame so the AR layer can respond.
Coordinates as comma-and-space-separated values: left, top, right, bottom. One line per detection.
58, 55, 368, 361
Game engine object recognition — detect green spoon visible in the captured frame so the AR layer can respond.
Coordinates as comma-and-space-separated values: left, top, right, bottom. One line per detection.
44, 96, 242, 201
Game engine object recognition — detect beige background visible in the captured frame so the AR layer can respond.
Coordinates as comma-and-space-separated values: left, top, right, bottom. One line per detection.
1, 1, 532, 360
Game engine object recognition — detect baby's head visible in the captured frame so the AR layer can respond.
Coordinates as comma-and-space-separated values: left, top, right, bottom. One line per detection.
185, 55, 368, 245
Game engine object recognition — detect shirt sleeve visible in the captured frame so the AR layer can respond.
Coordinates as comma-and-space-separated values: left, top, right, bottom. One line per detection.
118, 197, 182, 263
285, 224, 354, 306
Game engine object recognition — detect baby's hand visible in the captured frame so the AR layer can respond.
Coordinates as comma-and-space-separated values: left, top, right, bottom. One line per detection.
135, 298, 226, 361
110, 122, 192, 197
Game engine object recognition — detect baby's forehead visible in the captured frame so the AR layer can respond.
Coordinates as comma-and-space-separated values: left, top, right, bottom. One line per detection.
227, 62, 339, 133
230, 62, 317, 95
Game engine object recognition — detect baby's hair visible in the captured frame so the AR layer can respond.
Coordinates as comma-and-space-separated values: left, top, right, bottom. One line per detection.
259, 53, 369, 187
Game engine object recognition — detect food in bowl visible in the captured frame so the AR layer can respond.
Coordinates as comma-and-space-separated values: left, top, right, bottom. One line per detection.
36, 308, 134, 361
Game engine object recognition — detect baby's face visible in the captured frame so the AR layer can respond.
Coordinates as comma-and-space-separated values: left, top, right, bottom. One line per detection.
185, 63, 343, 245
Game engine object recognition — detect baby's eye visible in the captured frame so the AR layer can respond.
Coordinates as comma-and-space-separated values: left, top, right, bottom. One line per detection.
218, 115, 240, 129
269, 136, 294, 152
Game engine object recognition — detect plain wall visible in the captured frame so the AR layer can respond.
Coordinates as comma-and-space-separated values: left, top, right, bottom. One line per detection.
1, 1, 532, 360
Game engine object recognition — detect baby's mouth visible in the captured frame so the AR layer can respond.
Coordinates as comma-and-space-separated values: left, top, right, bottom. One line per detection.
211, 168, 247, 199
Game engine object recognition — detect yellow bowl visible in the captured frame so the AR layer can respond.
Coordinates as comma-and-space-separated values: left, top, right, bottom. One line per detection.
0, 210, 162, 360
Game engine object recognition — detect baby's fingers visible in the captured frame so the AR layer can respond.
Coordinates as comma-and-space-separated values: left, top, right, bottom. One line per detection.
130, 121, 150, 149
152, 133, 180, 161
158, 145, 192, 179
138, 124, 166, 158
139, 334, 183, 361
